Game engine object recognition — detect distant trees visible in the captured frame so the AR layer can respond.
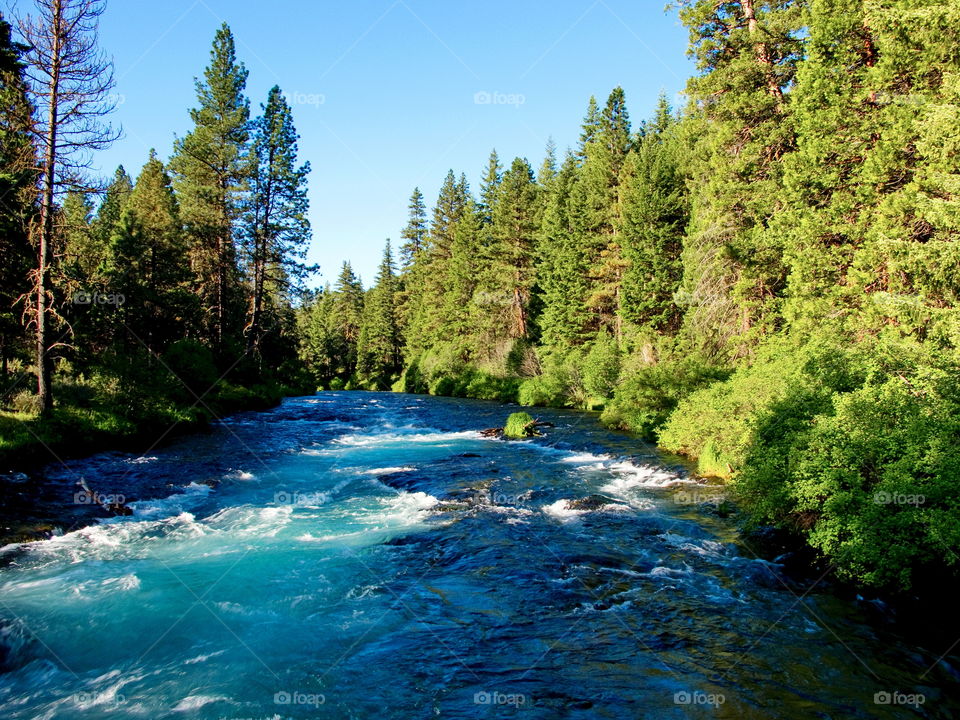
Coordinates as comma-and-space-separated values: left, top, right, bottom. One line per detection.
0, 12, 315, 415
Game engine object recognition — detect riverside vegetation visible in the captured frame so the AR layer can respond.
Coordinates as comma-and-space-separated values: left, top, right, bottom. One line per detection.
297, 0, 960, 594
1, 0, 959, 596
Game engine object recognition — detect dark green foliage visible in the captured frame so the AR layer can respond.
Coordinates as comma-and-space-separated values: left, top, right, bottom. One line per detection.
170, 22, 250, 356
357, 242, 402, 388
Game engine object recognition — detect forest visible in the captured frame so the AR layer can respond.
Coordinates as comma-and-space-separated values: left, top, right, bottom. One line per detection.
2, 0, 960, 594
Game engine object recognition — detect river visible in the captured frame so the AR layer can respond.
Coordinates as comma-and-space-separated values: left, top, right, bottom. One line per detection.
0, 392, 955, 718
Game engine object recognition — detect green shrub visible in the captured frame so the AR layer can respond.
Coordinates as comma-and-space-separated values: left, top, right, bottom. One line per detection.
163, 339, 218, 396
582, 330, 621, 399
328, 377, 345, 391
504, 411, 535, 438
737, 364, 960, 590
601, 354, 729, 439
658, 340, 858, 475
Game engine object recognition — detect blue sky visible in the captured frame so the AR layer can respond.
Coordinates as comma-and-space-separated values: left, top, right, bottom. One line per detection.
11, 0, 696, 287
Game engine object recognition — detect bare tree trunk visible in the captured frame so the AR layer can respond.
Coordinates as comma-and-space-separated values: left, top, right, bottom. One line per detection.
35, 0, 62, 413
19, 0, 119, 412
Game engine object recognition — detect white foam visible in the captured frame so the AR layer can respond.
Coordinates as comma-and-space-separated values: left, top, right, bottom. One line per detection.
130, 482, 212, 519
361, 467, 416, 475
100, 574, 140, 592
125, 455, 157, 465
333, 429, 482, 447
183, 649, 226, 665
560, 452, 611, 464
173, 695, 226, 712
203, 504, 293, 537
541, 499, 633, 521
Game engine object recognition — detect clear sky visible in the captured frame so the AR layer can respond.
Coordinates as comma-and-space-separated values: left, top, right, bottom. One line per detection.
10, 0, 696, 287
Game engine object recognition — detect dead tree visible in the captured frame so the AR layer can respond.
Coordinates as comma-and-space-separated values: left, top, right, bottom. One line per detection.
17, 0, 120, 412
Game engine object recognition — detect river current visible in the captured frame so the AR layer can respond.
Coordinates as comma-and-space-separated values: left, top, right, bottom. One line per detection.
0, 392, 956, 718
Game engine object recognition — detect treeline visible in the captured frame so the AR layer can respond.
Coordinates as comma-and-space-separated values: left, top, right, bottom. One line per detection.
299, 0, 960, 592
0, 5, 313, 460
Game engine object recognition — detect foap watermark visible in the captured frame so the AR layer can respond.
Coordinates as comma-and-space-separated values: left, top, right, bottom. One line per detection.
107, 92, 126, 107
874, 690, 925, 708
74, 489, 125, 506
474, 690, 527, 707
284, 90, 325, 109
73, 691, 126, 708
673, 489, 725, 505
72, 290, 125, 306
473, 489, 532, 507
674, 690, 725, 707
474, 90, 525, 108
274, 690, 325, 708
274, 490, 329, 506
873, 491, 925, 506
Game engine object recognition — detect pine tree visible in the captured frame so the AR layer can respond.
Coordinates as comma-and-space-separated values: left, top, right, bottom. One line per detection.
170, 22, 250, 357
404, 170, 470, 354
357, 241, 401, 387
581, 87, 633, 337
334, 261, 364, 338
619, 100, 688, 332
18, 0, 120, 410
537, 152, 590, 353
443, 199, 483, 351
243, 85, 313, 360
676, 0, 804, 356
487, 157, 539, 340
577, 95, 601, 159
399, 187, 427, 269
478, 149, 502, 225
0, 11, 34, 376
92, 166, 132, 249
538, 137, 558, 186
122, 150, 195, 351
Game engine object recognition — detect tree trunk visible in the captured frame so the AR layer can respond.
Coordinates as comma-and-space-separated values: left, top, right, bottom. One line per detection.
742, 0, 783, 103
36, 0, 63, 414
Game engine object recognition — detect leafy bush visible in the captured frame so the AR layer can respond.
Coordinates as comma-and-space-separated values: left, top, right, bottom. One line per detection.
163, 339, 218, 397
601, 353, 729, 439
738, 363, 960, 590
658, 340, 858, 476
582, 330, 621, 399
504, 411, 535, 438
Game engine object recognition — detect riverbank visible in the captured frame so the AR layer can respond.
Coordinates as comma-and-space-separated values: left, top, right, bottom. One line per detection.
0, 378, 311, 545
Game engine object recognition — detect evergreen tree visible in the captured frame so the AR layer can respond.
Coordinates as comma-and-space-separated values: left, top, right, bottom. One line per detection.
399, 187, 427, 269
356, 241, 401, 387
580, 87, 633, 337
0, 11, 34, 376
170, 22, 250, 357
619, 101, 688, 332
478, 149, 502, 225
333, 262, 364, 367
91, 166, 132, 250
577, 95, 601, 159
243, 85, 314, 360
487, 157, 539, 339
121, 150, 195, 351
676, 0, 804, 356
